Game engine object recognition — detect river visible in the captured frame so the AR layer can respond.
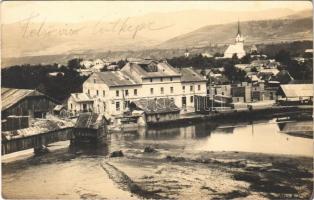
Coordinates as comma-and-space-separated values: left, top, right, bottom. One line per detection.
2, 118, 313, 199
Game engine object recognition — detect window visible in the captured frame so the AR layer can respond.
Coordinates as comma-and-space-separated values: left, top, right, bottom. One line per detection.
96, 90, 99, 96
93, 78, 96, 83
116, 90, 119, 97
150, 78, 153, 82
70, 104, 73, 109
134, 89, 137, 96
116, 102, 120, 111
103, 90, 105, 96
170, 77, 173, 81
160, 78, 163, 82
222, 92, 224, 95
190, 96, 194, 103
150, 88, 154, 95
170, 87, 174, 93
190, 85, 193, 92
159, 87, 163, 94
182, 86, 185, 92
198, 85, 201, 91
125, 90, 129, 96
88, 89, 90, 95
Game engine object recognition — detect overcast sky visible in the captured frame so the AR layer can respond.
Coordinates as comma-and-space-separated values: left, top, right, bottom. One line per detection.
2, 1, 312, 24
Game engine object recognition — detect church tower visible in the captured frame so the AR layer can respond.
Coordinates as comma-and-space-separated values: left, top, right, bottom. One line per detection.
235, 20, 244, 43
223, 19, 246, 59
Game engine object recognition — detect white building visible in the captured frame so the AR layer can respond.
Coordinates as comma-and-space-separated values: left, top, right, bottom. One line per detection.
224, 21, 246, 59
67, 93, 94, 114
184, 49, 190, 57
76, 60, 207, 117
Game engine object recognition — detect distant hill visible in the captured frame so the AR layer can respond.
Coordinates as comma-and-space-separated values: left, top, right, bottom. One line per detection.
157, 17, 313, 49
2, 8, 312, 67
1, 8, 302, 60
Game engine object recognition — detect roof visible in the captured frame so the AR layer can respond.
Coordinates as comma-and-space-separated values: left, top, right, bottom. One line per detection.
53, 105, 65, 111
91, 71, 141, 87
131, 98, 180, 114
280, 84, 313, 98
121, 61, 181, 78
2, 88, 58, 112
70, 93, 93, 102
75, 113, 104, 129
2, 117, 74, 140
180, 68, 207, 83
260, 68, 280, 76
235, 64, 250, 70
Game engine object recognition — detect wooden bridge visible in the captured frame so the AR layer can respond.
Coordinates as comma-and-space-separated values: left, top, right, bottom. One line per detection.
2, 128, 74, 155
2, 113, 108, 155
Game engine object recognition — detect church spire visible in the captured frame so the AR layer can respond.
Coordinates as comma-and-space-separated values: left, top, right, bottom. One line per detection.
235, 19, 244, 43
237, 19, 241, 36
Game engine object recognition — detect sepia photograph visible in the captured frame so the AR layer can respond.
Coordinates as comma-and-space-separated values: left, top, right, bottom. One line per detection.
1, 1, 313, 199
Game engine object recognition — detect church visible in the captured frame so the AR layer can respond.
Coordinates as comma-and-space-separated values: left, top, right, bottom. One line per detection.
224, 21, 246, 59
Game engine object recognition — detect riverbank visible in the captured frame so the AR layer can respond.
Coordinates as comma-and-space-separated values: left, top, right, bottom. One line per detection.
3, 145, 312, 200
146, 105, 313, 127
103, 150, 313, 199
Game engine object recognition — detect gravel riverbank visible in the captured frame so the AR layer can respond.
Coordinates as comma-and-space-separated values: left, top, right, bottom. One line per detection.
102, 150, 313, 199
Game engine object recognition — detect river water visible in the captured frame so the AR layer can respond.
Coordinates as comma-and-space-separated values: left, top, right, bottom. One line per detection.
2, 118, 313, 199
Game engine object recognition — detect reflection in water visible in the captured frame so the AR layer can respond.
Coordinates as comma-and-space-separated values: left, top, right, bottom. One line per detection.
115, 119, 313, 156
145, 127, 181, 139
277, 120, 313, 133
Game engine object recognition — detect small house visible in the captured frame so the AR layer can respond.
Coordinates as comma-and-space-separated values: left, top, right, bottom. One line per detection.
73, 113, 107, 143
53, 105, 67, 117
129, 98, 181, 124
67, 93, 94, 115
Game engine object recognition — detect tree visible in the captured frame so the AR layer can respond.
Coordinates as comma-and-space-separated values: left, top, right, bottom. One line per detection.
117, 59, 127, 68
240, 54, 251, 64
67, 58, 82, 70
223, 60, 245, 82
275, 50, 291, 64
232, 53, 238, 60
214, 52, 223, 57
251, 67, 258, 72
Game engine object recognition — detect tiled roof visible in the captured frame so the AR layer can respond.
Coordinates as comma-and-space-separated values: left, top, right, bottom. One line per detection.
180, 68, 207, 83
131, 98, 180, 114
75, 113, 104, 129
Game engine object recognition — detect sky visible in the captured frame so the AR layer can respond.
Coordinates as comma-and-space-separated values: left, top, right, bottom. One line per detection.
2, 1, 312, 24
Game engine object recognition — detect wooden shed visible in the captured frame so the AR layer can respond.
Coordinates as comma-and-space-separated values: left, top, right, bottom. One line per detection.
73, 113, 108, 143
277, 84, 313, 105
1, 88, 59, 119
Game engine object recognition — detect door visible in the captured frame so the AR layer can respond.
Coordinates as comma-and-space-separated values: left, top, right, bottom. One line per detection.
83, 103, 87, 112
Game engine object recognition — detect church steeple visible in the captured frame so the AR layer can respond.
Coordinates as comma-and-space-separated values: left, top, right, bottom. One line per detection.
235, 19, 244, 43
237, 20, 241, 36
